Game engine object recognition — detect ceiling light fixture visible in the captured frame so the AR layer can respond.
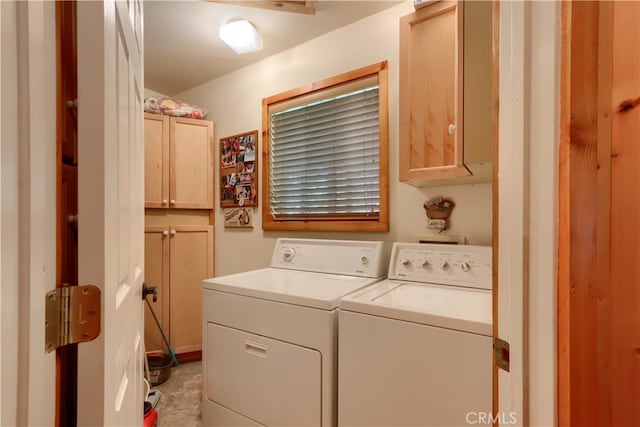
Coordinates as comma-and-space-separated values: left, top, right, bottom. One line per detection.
218, 20, 263, 55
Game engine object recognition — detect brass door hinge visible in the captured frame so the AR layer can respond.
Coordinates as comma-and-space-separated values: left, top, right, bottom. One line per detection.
45, 285, 101, 353
493, 337, 510, 372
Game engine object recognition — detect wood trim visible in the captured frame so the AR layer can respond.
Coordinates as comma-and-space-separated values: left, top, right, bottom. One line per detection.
595, 4, 613, 427
491, 0, 499, 423
557, 3, 571, 425
55, 2, 64, 424
261, 220, 389, 233
559, 2, 640, 424
398, 10, 410, 182
56, 2, 78, 426
176, 350, 202, 364
261, 62, 389, 232
558, 2, 604, 425
262, 61, 387, 106
206, 0, 316, 15
608, 2, 639, 424
377, 64, 389, 229
455, 0, 464, 170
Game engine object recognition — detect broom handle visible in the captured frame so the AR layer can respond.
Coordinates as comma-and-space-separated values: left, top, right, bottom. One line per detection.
144, 296, 179, 367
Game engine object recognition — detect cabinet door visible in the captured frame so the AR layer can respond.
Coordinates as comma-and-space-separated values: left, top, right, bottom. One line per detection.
144, 226, 170, 353
399, 1, 469, 182
144, 113, 170, 208
169, 225, 214, 354
170, 117, 213, 209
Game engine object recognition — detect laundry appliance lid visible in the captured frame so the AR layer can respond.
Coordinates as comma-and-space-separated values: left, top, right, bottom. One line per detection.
339, 280, 492, 336
203, 267, 383, 310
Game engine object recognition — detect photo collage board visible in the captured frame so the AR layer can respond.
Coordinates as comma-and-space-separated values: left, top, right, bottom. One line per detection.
220, 130, 258, 208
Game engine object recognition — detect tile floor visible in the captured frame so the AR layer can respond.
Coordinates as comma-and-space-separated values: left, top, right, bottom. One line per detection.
151, 360, 203, 427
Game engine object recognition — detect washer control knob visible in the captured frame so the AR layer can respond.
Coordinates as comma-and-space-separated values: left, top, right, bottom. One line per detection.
401, 259, 412, 267
461, 262, 471, 272
421, 260, 431, 269
360, 256, 369, 265
440, 261, 450, 271
282, 248, 296, 262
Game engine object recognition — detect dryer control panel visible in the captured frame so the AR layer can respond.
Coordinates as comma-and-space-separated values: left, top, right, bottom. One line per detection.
271, 238, 390, 278
389, 243, 492, 290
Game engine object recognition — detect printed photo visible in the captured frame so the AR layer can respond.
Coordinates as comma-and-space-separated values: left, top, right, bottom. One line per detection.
219, 130, 258, 208
223, 207, 253, 228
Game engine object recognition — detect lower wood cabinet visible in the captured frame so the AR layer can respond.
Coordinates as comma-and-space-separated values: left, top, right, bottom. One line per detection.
144, 224, 214, 355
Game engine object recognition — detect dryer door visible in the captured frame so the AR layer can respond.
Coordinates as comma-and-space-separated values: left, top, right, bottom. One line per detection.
206, 323, 322, 426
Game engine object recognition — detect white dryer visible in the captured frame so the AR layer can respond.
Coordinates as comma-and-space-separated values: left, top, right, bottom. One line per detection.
338, 242, 493, 427
202, 238, 389, 427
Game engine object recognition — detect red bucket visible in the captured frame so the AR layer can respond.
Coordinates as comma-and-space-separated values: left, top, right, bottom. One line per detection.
144, 401, 158, 427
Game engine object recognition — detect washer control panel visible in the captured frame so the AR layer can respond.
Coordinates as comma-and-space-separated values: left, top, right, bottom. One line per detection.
389, 243, 492, 290
271, 238, 390, 278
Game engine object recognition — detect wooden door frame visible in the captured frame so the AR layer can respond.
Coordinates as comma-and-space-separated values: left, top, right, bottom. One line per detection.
55, 1, 79, 425
559, 1, 640, 424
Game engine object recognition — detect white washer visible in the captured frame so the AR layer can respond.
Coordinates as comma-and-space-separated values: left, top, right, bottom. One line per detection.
338, 242, 493, 427
202, 238, 390, 427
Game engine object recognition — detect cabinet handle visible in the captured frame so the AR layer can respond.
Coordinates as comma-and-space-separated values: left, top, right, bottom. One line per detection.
162, 230, 169, 236
170, 230, 176, 236
170, 199, 176, 205
162, 199, 168, 205
448, 124, 457, 135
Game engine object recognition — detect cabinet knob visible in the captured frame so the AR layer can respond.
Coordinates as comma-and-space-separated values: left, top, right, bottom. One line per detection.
170, 230, 176, 235
170, 199, 176, 205
162, 199, 168, 205
162, 230, 169, 236
448, 124, 457, 135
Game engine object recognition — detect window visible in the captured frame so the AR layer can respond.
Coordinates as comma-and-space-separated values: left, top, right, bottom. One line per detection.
261, 61, 389, 232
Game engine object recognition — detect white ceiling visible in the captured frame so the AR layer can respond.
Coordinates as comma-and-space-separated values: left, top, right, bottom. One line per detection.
144, 0, 402, 95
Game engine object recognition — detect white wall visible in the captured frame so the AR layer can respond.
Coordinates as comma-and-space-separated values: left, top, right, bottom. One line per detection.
143, 87, 170, 99
1, 1, 57, 425
177, 1, 493, 277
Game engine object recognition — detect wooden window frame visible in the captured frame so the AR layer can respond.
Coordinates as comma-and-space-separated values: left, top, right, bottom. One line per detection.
261, 61, 389, 232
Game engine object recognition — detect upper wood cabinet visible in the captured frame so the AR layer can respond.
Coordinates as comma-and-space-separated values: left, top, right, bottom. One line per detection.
399, 1, 493, 186
144, 113, 214, 208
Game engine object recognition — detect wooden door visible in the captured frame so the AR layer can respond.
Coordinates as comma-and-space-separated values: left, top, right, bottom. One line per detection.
171, 117, 214, 209
169, 225, 214, 354
76, 0, 145, 424
144, 227, 171, 353
399, 0, 467, 181
144, 113, 169, 208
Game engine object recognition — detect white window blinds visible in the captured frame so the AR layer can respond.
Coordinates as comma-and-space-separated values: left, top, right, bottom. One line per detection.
269, 84, 380, 219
